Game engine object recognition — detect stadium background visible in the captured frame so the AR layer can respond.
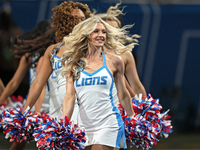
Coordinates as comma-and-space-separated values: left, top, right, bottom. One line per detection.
0, 0, 200, 149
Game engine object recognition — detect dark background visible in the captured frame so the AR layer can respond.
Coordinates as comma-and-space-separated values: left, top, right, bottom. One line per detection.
0, 0, 200, 149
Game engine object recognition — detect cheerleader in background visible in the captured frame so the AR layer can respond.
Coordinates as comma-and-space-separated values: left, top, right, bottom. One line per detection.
97, 2, 172, 149
22, 1, 91, 120
0, 20, 56, 150
97, 1, 146, 99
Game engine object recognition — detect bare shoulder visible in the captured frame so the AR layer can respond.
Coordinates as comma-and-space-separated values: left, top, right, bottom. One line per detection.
46, 44, 57, 54
105, 52, 124, 70
120, 51, 135, 64
120, 51, 133, 60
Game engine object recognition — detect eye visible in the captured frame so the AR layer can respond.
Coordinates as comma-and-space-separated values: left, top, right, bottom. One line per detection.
93, 30, 99, 33
102, 30, 106, 34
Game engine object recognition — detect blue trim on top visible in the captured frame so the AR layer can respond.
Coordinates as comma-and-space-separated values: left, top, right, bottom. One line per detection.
54, 55, 61, 59
82, 66, 104, 77
46, 81, 50, 92
51, 42, 63, 63
102, 52, 107, 66
81, 51, 106, 76
58, 41, 63, 49
103, 52, 126, 149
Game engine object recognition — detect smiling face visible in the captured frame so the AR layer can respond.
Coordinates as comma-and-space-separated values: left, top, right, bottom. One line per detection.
71, 8, 86, 23
89, 22, 106, 48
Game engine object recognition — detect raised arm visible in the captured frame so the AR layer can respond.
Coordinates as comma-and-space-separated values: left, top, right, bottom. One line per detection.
0, 54, 29, 105
62, 73, 76, 119
23, 45, 54, 112
121, 51, 146, 97
114, 55, 134, 116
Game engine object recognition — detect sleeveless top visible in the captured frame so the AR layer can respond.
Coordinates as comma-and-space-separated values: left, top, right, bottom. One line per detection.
48, 66, 61, 117
51, 42, 66, 102
29, 53, 50, 113
74, 52, 123, 131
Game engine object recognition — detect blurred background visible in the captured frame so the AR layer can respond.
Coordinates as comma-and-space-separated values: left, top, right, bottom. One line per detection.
0, 0, 200, 149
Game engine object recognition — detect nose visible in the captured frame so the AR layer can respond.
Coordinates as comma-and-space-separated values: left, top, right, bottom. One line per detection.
98, 31, 104, 37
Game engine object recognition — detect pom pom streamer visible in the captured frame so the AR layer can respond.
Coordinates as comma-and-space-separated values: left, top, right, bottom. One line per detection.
33, 116, 86, 150
118, 94, 173, 149
0, 107, 45, 142
0, 95, 24, 119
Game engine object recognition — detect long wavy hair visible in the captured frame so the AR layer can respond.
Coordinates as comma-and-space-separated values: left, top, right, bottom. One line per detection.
51, 1, 91, 42
96, 1, 124, 27
61, 16, 137, 79
96, 1, 140, 45
11, 20, 56, 67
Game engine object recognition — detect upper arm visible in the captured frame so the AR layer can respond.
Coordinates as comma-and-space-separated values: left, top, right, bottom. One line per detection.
113, 56, 129, 99
62, 73, 76, 118
36, 56, 44, 74
65, 73, 76, 98
122, 51, 141, 88
11, 55, 29, 85
34, 45, 54, 85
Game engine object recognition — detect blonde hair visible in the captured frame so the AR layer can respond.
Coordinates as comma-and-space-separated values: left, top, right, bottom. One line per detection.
96, 1, 140, 45
97, 1, 124, 27
61, 16, 136, 79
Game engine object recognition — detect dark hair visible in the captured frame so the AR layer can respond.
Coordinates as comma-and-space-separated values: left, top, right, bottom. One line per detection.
0, 9, 13, 31
52, 1, 91, 42
20, 20, 51, 40
11, 20, 56, 67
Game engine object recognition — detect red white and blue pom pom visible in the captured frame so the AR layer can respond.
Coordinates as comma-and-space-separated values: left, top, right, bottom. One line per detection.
157, 110, 173, 138
123, 115, 160, 149
0, 95, 24, 118
0, 107, 43, 142
118, 94, 173, 149
10, 95, 24, 103
33, 116, 86, 150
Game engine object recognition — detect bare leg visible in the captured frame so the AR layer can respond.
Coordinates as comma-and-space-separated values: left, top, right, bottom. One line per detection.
9, 142, 27, 150
85, 144, 113, 150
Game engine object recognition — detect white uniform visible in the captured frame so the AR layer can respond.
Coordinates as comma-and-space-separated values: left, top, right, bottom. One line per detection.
74, 52, 126, 149
28, 54, 50, 113
51, 54, 63, 118
51, 42, 79, 122
48, 70, 61, 118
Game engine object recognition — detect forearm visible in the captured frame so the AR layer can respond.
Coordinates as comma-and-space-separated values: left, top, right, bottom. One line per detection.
125, 79, 135, 97
0, 81, 19, 104
119, 90, 134, 116
0, 79, 4, 95
62, 95, 75, 119
34, 85, 46, 113
23, 80, 44, 112
0, 79, 11, 103
133, 83, 147, 97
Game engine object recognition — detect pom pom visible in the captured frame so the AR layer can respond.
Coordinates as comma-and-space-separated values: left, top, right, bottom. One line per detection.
0, 95, 24, 117
11, 95, 24, 103
119, 94, 173, 149
0, 107, 43, 142
124, 115, 160, 149
157, 110, 173, 138
33, 116, 86, 150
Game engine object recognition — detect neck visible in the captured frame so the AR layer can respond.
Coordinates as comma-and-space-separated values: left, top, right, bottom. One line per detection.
86, 44, 103, 59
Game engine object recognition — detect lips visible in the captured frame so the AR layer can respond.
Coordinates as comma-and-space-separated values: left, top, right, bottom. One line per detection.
96, 39, 104, 42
